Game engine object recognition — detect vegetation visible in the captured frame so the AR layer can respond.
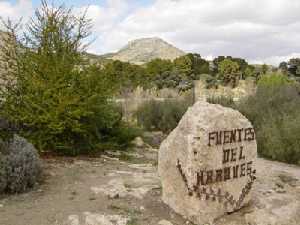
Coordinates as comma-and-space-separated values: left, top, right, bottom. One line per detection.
279, 58, 300, 82
136, 96, 193, 133
261, 64, 269, 75
0, 0, 298, 166
218, 58, 241, 87
0, 135, 42, 193
101, 60, 147, 94
208, 73, 300, 165
212, 56, 249, 77
258, 72, 292, 87
0, 1, 137, 154
144, 53, 210, 91
207, 96, 235, 108
238, 83, 300, 164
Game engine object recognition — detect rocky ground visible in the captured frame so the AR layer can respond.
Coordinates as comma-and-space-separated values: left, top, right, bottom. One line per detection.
0, 142, 299, 225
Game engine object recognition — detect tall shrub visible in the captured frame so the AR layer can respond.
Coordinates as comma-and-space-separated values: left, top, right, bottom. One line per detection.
136, 97, 193, 133
258, 72, 291, 88
0, 1, 134, 154
237, 80, 300, 164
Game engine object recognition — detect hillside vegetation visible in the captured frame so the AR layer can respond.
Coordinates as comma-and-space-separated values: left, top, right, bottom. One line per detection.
0, 1, 300, 166
107, 37, 185, 65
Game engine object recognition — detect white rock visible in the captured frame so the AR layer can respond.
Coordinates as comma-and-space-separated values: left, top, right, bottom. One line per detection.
132, 136, 145, 148
91, 179, 127, 198
67, 215, 79, 225
158, 219, 173, 225
91, 178, 159, 199
84, 212, 128, 225
158, 101, 257, 225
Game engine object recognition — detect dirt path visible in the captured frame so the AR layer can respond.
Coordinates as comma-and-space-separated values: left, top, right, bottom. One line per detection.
0, 147, 299, 225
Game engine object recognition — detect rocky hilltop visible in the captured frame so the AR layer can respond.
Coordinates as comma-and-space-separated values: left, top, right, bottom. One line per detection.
107, 37, 185, 64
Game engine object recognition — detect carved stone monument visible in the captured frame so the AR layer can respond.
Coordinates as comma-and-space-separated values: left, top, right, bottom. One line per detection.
158, 101, 257, 225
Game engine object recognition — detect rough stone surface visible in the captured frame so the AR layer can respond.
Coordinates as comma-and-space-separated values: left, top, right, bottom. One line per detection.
91, 168, 160, 199
158, 101, 257, 224
158, 219, 174, 225
67, 215, 80, 225
66, 213, 129, 225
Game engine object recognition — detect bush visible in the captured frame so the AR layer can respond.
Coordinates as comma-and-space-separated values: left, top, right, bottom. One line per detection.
136, 98, 192, 133
258, 72, 292, 88
0, 2, 137, 154
0, 135, 42, 193
207, 79, 300, 165
236, 83, 300, 164
218, 58, 241, 87
98, 123, 142, 151
199, 74, 219, 89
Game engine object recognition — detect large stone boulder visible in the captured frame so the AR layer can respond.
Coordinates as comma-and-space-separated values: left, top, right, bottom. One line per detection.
158, 101, 257, 225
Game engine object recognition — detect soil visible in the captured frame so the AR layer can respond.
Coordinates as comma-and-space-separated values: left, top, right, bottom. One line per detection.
0, 147, 299, 225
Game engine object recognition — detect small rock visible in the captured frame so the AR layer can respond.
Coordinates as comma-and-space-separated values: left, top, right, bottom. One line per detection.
263, 189, 274, 195
143, 131, 166, 148
158, 219, 173, 225
131, 137, 145, 148
275, 181, 284, 189
110, 193, 120, 199
67, 215, 80, 225
84, 212, 129, 225
275, 188, 286, 194
89, 196, 97, 201
102, 155, 119, 161
91, 180, 127, 199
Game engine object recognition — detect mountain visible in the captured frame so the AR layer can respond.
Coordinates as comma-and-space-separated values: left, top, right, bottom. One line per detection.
106, 37, 186, 65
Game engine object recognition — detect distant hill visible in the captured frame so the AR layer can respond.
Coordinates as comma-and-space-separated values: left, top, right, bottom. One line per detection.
105, 37, 186, 65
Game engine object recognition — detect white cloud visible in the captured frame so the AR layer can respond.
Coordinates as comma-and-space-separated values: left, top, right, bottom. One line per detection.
1, 0, 300, 65
250, 53, 300, 65
0, 0, 33, 25
84, 0, 300, 65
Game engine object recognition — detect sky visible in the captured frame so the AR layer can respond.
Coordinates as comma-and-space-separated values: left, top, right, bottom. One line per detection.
1, 0, 300, 65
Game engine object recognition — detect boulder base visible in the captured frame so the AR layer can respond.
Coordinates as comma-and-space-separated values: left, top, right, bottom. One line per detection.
158, 101, 257, 224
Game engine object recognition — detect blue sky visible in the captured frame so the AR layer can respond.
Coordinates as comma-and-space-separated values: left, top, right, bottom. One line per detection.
1, 0, 300, 65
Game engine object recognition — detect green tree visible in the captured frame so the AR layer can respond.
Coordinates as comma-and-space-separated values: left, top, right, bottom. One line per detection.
279, 61, 288, 74
288, 58, 300, 79
232, 57, 248, 74
185, 53, 209, 78
0, 1, 135, 154
103, 60, 146, 94
212, 56, 226, 75
145, 58, 173, 77
261, 64, 268, 74
174, 55, 193, 76
218, 58, 241, 87
212, 56, 249, 79
244, 65, 256, 78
